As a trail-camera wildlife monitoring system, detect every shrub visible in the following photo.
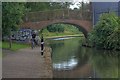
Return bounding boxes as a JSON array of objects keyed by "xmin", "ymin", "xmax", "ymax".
[
  {"xmin": 89, "ymin": 13, "xmax": 120, "ymax": 50},
  {"xmin": 47, "ymin": 24, "xmax": 64, "ymax": 32}
]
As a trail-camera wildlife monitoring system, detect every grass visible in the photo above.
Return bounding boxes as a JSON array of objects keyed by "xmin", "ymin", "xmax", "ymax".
[
  {"xmin": 40, "ymin": 27, "xmax": 84, "ymax": 38},
  {"xmin": 41, "ymin": 29, "xmax": 84, "ymax": 38},
  {"xmin": 1, "ymin": 41, "xmax": 30, "ymax": 51},
  {"xmin": 44, "ymin": 34, "xmax": 83, "ymax": 39},
  {"xmin": 0, "ymin": 41, "xmax": 2, "ymax": 48}
]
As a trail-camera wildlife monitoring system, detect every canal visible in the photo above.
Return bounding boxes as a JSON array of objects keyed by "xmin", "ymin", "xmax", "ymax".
[{"xmin": 46, "ymin": 37, "xmax": 119, "ymax": 78}]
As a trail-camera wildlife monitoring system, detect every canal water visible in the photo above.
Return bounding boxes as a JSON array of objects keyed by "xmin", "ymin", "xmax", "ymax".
[{"xmin": 46, "ymin": 37, "xmax": 119, "ymax": 78}]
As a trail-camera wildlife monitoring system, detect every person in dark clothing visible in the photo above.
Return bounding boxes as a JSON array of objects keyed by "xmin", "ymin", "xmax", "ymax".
[
  {"xmin": 41, "ymin": 34, "xmax": 44, "ymax": 56},
  {"xmin": 31, "ymin": 31, "xmax": 37, "ymax": 49},
  {"xmin": 32, "ymin": 33, "xmax": 37, "ymax": 44},
  {"xmin": 32, "ymin": 33, "xmax": 36, "ymax": 39}
]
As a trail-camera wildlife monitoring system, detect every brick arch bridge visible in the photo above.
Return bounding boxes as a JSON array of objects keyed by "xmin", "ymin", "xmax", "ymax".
[{"xmin": 21, "ymin": 9, "xmax": 93, "ymax": 37}]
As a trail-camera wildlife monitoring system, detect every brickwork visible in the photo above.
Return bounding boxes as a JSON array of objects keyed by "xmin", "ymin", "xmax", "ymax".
[{"xmin": 21, "ymin": 9, "xmax": 92, "ymax": 37}]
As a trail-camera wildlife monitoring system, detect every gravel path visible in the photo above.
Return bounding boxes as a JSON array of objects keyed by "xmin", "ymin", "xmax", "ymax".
[{"xmin": 2, "ymin": 47, "xmax": 52, "ymax": 78}]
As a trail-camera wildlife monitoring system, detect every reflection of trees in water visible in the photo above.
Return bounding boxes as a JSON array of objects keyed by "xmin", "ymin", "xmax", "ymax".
[
  {"xmin": 47, "ymin": 37, "xmax": 119, "ymax": 78},
  {"xmin": 74, "ymin": 46, "xmax": 90, "ymax": 68},
  {"xmin": 90, "ymin": 50, "xmax": 119, "ymax": 78},
  {"xmin": 74, "ymin": 46, "xmax": 119, "ymax": 78},
  {"xmin": 45, "ymin": 39, "xmax": 64, "ymax": 53},
  {"xmin": 50, "ymin": 42, "xmax": 64, "ymax": 50},
  {"xmin": 49, "ymin": 41, "xmax": 65, "ymax": 62},
  {"xmin": 48, "ymin": 38, "xmax": 92, "ymax": 70},
  {"xmin": 48, "ymin": 37, "xmax": 82, "ymax": 63}
]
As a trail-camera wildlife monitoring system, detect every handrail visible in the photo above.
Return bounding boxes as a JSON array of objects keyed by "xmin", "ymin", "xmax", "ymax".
[{"xmin": 24, "ymin": 9, "xmax": 92, "ymax": 22}]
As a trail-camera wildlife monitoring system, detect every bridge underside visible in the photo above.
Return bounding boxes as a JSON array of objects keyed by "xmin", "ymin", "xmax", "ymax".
[{"xmin": 21, "ymin": 19, "xmax": 92, "ymax": 38}]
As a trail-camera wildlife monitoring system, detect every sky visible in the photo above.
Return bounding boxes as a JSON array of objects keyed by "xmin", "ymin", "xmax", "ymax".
[
  {"xmin": 1, "ymin": 0, "xmax": 119, "ymax": 2},
  {"xmin": 69, "ymin": 0, "xmax": 120, "ymax": 9},
  {"xmin": 69, "ymin": 0, "xmax": 89, "ymax": 9}
]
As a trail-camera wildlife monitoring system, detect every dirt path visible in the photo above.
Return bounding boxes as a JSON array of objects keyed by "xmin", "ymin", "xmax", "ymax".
[{"xmin": 2, "ymin": 47, "xmax": 52, "ymax": 78}]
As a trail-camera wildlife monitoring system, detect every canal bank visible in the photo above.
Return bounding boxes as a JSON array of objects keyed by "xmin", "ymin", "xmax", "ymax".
[
  {"xmin": 44, "ymin": 34, "xmax": 83, "ymax": 39},
  {"xmin": 43, "ymin": 47, "xmax": 53, "ymax": 78}
]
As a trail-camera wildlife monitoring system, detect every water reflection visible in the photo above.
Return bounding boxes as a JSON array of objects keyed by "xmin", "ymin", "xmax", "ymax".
[
  {"xmin": 52, "ymin": 37, "xmax": 74, "ymax": 40},
  {"xmin": 46, "ymin": 37, "xmax": 119, "ymax": 78},
  {"xmin": 53, "ymin": 58, "xmax": 78, "ymax": 70},
  {"xmin": 90, "ymin": 50, "xmax": 119, "ymax": 78}
]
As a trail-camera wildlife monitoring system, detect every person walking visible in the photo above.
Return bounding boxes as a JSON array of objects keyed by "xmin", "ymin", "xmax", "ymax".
[
  {"xmin": 41, "ymin": 34, "xmax": 44, "ymax": 56},
  {"xmin": 31, "ymin": 31, "xmax": 37, "ymax": 49}
]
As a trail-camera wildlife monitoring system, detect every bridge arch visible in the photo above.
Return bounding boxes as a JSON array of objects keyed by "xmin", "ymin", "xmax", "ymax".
[
  {"xmin": 21, "ymin": 19, "xmax": 92, "ymax": 38},
  {"xmin": 42, "ymin": 22, "xmax": 88, "ymax": 38},
  {"xmin": 21, "ymin": 9, "xmax": 92, "ymax": 38}
]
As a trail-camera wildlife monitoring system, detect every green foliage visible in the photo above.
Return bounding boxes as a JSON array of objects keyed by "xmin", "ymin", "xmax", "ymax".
[
  {"xmin": 2, "ymin": 41, "xmax": 29, "ymax": 51},
  {"xmin": 2, "ymin": 2, "xmax": 26, "ymax": 37},
  {"xmin": 25, "ymin": 2, "xmax": 72, "ymax": 12},
  {"xmin": 80, "ymin": 2, "xmax": 90, "ymax": 11},
  {"xmin": 47, "ymin": 24, "xmax": 64, "ymax": 32},
  {"xmin": 25, "ymin": 2, "xmax": 50, "ymax": 12},
  {"xmin": 89, "ymin": 13, "xmax": 120, "ymax": 50},
  {"xmin": 64, "ymin": 24, "xmax": 81, "ymax": 34},
  {"xmin": 47, "ymin": 24, "xmax": 82, "ymax": 34},
  {"xmin": 41, "ymin": 24, "xmax": 83, "ymax": 38}
]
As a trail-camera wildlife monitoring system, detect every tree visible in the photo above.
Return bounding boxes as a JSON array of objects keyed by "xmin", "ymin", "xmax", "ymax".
[
  {"xmin": 25, "ymin": 2, "xmax": 72, "ymax": 12},
  {"xmin": 2, "ymin": 2, "xmax": 26, "ymax": 48},
  {"xmin": 47, "ymin": 24, "xmax": 64, "ymax": 33},
  {"xmin": 25, "ymin": 2, "xmax": 50, "ymax": 12},
  {"xmin": 2, "ymin": 2, "xmax": 26, "ymax": 37},
  {"xmin": 89, "ymin": 13, "xmax": 120, "ymax": 50}
]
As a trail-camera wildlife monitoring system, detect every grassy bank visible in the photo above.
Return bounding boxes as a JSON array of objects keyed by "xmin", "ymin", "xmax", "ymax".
[
  {"xmin": 40, "ymin": 24, "xmax": 84, "ymax": 39},
  {"xmin": 44, "ymin": 34, "xmax": 83, "ymax": 39},
  {"xmin": 1, "ymin": 41, "xmax": 30, "ymax": 51},
  {"xmin": 41, "ymin": 28, "xmax": 84, "ymax": 39}
]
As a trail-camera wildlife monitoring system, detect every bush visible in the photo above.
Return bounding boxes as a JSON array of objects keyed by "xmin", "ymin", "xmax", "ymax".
[
  {"xmin": 89, "ymin": 13, "xmax": 120, "ymax": 50},
  {"xmin": 47, "ymin": 24, "xmax": 64, "ymax": 32}
]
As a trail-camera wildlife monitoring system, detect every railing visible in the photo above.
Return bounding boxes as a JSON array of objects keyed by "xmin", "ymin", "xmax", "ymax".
[{"xmin": 24, "ymin": 9, "xmax": 92, "ymax": 22}]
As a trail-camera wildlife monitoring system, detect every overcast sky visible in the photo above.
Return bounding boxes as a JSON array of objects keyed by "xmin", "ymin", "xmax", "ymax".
[
  {"xmin": 1, "ymin": 0, "xmax": 119, "ymax": 2},
  {"xmin": 69, "ymin": 0, "xmax": 89, "ymax": 9}
]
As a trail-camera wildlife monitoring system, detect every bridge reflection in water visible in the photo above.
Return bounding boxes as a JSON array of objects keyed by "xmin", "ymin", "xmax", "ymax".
[{"xmin": 46, "ymin": 37, "xmax": 119, "ymax": 78}]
